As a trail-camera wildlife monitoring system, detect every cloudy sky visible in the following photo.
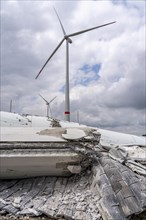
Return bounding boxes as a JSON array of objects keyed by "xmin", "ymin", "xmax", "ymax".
[{"xmin": 1, "ymin": 0, "xmax": 145, "ymax": 135}]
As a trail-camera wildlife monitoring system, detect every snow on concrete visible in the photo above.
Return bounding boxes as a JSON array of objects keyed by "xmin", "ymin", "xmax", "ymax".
[
  {"xmin": 1, "ymin": 127, "xmax": 66, "ymax": 142},
  {"xmin": 62, "ymin": 128, "xmax": 87, "ymax": 140}
]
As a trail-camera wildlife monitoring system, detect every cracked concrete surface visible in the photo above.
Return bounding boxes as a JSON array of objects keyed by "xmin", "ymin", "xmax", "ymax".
[{"xmin": 0, "ymin": 127, "xmax": 146, "ymax": 220}]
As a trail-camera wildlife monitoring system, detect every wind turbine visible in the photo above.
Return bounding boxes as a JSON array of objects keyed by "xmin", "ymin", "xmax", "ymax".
[
  {"xmin": 39, "ymin": 94, "xmax": 57, "ymax": 118},
  {"xmin": 10, "ymin": 100, "xmax": 12, "ymax": 112},
  {"xmin": 36, "ymin": 8, "xmax": 116, "ymax": 121}
]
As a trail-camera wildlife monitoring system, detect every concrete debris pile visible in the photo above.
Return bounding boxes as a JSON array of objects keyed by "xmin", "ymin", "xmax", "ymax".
[
  {"xmin": 0, "ymin": 127, "xmax": 146, "ymax": 220},
  {"xmin": 92, "ymin": 155, "xmax": 146, "ymax": 220},
  {"xmin": 0, "ymin": 173, "xmax": 101, "ymax": 220},
  {"xmin": 0, "ymin": 157, "xmax": 146, "ymax": 220}
]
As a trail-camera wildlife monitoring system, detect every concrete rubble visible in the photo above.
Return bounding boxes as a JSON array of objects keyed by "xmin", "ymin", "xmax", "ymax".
[
  {"xmin": 0, "ymin": 158, "xmax": 146, "ymax": 220},
  {"xmin": 0, "ymin": 126, "xmax": 146, "ymax": 220}
]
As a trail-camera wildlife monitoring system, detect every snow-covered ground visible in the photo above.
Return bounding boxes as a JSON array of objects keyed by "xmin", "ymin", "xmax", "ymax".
[
  {"xmin": 0, "ymin": 111, "xmax": 83, "ymax": 127},
  {"xmin": 0, "ymin": 111, "xmax": 52, "ymax": 127},
  {"xmin": 0, "ymin": 111, "xmax": 146, "ymax": 146}
]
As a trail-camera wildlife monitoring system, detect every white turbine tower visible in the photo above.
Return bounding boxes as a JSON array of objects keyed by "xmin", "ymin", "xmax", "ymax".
[
  {"xmin": 10, "ymin": 100, "xmax": 12, "ymax": 113},
  {"xmin": 36, "ymin": 8, "xmax": 116, "ymax": 121},
  {"xmin": 39, "ymin": 94, "xmax": 57, "ymax": 118}
]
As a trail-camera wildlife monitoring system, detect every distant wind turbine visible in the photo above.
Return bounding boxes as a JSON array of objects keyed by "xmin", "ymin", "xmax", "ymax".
[
  {"xmin": 10, "ymin": 100, "xmax": 12, "ymax": 112},
  {"xmin": 39, "ymin": 94, "xmax": 57, "ymax": 118},
  {"xmin": 36, "ymin": 8, "xmax": 116, "ymax": 121}
]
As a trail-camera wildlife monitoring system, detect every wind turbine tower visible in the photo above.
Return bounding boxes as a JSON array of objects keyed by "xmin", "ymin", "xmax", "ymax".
[
  {"xmin": 39, "ymin": 94, "xmax": 57, "ymax": 118},
  {"xmin": 36, "ymin": 8, "xmax": 116, "ymax": 121},
  {"xmin": 10, "ymin": 100, "xmax": 12, "ymax": 113}
]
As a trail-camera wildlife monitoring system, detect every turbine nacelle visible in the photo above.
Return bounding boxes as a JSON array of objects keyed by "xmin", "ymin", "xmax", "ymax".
[{"xmin": 65, "ymin": 36, "xmax": 72, "ymax": 44}]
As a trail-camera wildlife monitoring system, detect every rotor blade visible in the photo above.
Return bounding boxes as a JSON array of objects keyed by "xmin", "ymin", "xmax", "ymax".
[
  {"xmin": 39, "ymin": 94, "xmax": 49, "ymax": 104},
  {"xmin": 48, "ymin": 96, "xmax": 57, "ymax": 104},
  {"xmin": 35, "ymin": 38, "xmax": 65, "ymax": 79},
  {"xmin": 67, "ymin": 21, "xmax": 116, "ymax": 38},
  {"xmin": 54, "ymin": 7, "xmax": 66, "ymax": 36}
]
